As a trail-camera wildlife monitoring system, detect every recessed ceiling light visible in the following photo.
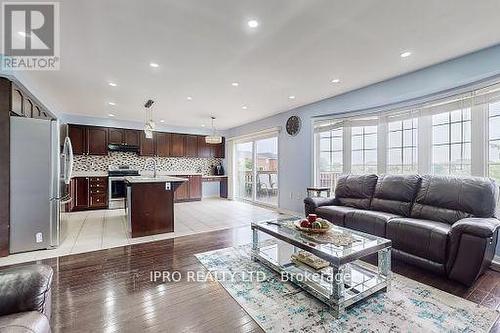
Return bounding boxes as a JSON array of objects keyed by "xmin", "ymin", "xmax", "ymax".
[
  {"xmin": 149, "ymin": 62, "xmax": 160, "ymax": 68},
  {"xmin": 231, "ymin": 82, "xmax": 239, "ymax": 87},
  {"xmin": 242, "ymin": 106, "xmax": 248, "ymax": 110},
  {"xmin": 400, "ymin": 51, "xmax": 412, "ymax": 58},
  {"xmin": 108, "ymin": 82, "xmax": 117, "ymax": 87},
  {"xmin": 288, "ymin": 95, "xmax": 296, "ymax": 100},
  {"xmin": 187, "ymin": 96, "xmax": 193, "ymax": 101},
  {"xmin": 331, "ymin": 78, "xmax": 341, "ymax": 83},
  {"xmin": 201, "ymin": 124, "xmax": 206, "ymax": 127},
  {"xmin": 108, "ymin": 113, "xmax": 115, "ymax": 117},
  {"xmin": 160, "ymin": 119, "xmax": 165, "ymax": 123},
  {"xmin": 108, "ymin": 102, "xmax": 116, "ymax": 106},
  {"xmin": 247, "ymin": 20, "xmax": 259, "ymax": 28}
]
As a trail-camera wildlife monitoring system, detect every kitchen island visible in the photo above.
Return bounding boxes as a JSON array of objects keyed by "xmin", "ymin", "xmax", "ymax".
[{"xmin": 125, "ymin": 176, "xmax": 187, "ymax": 238}]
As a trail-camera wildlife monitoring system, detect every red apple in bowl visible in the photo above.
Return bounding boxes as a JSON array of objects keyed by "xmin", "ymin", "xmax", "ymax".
[
  {"xmin": 307, "ymin": 214, "xmax": 317, "ymax": 223},
  {"xmin": 300, "ymin": 219, "xmax": 311, "ymax": 228}
]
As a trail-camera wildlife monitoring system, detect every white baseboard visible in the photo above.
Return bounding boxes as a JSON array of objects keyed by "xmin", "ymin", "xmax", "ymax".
[
  {"xmin": 491, "ymin": 255, "xmax": 500, "ymax": 272},
  {"xmin": 276, "ymin": 207, "xmax": 303, "ymax": 217}
]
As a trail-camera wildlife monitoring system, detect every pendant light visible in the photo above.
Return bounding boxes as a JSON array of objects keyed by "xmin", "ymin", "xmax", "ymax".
[
  {"xmin": 144, "ymin": 99, "xmax": 155, "ymax": 139},
  {"xmin": 205, "ymin": 116, "xmax": 222, "ymax": 144}
]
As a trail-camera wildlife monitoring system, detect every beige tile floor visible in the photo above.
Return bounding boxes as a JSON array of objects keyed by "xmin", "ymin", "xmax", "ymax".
[{"xmin": 0, "ymin": 198, "xmax": 289, "ymax": 267}]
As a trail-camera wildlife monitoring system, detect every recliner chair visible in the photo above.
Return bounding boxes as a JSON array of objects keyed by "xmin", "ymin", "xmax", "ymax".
[
  {"xmin": 304, "ymin": 174, "xmax": 500, "ymax": 286},
  {"xmin": 0, "ymin": 264, "xmax": 53, "ymax": 333}
]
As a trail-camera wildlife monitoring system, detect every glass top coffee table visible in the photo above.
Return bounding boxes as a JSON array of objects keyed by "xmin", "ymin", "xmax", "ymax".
[{"xmin": 251, "ymin": 217, "xmax": 392, "ymax": 317}]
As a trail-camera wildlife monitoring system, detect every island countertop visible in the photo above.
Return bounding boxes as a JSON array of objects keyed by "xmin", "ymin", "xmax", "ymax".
[{"xmin": 124, "ymin": 175, "xmax": 188, "ymax": 184}]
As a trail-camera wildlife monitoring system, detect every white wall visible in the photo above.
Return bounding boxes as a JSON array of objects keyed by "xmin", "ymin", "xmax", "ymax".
[{"xmin": 226, "ymin": 44, "xmax": 500, "ymax": 213}]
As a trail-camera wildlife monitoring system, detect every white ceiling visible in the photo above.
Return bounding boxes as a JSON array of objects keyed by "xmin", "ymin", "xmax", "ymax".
[{"xmin": 13, "ymin": 0, "xmax": 500, "ymax": 129}]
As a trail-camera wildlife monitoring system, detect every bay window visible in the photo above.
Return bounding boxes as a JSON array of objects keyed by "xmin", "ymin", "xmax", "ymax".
[{"xmin": 313, "ymin": 81, "xmax": 500, "ymax": 186}]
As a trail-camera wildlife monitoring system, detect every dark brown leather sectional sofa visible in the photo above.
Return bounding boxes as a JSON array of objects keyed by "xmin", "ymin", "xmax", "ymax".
[
  {"xmin": 304, "ymin": 174, "xmax": 500, "ymax": 286},
  {"xmin": 0, "ymin": 265, "xmax": 53, "ymax": 333}
]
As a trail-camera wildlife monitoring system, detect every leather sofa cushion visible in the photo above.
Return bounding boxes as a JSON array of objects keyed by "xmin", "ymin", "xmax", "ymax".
[
  {"xmin": 0, "ymin": 311, "xmax": 50, "ymax": 333},
  {"xmin": 316, "ymin": 206, "xmax": 361, "ymax": 227},
  {"xmin": 335, "ymin": 174, "xmax": 378, "ymax": 209},
  {"xmin": 410, "ymin": 175, "xmax": 498, "ymax": 224},
  {"xmin": 345, "ymin": 210, "xmax": 400, "ymax": 237},
  {"xmin": 387, "ymin": 218, "xmax": 451, "ymax": 264},
  {"xmin": 370, "ymin": 174, "xmax": 421, "ymax": 216}
]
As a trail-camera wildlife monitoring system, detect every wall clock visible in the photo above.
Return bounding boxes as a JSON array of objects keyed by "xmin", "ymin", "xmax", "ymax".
[{"xmin": 286, "ymin": 115, "xmax": 301, "ymax": 136}]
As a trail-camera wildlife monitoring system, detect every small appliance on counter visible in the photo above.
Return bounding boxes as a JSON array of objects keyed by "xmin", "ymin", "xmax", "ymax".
[
  {"xmin": 108, "ymin": 165, "xmax": 140, "ymax": 209},
  {"xmin": 213, "ymin": 163, "xmax": 224, "ymax": 176}
]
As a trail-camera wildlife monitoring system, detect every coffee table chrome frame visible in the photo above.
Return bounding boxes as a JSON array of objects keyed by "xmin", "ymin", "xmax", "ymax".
[{"xmin": 251, "ymin": 222, "xmax": 392, "ymax": 318}]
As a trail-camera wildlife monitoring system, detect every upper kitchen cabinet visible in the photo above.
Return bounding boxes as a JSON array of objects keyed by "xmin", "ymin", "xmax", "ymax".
[
  {"xmin": 87, "ymin": 127, "xmax": 108, "ymax": 155},
  {"xmin": 155, "ymin": 132, "xmax": 171, "ymax": 157},
  {"xmin": 139, "ymin": 131, "xmax": 156, "ymax": 156},
  {"xmin": 108, "ymin": 128, "xmax": 125, "ymax": 145},
  {"xmin": 170, "ymin": 134, "xmax": 185, "ymax": 157},
  {"xmin": 109, "ymin": 128, "xmax": 140, "ymax": 146},
  {"xmin": 124, "ymin": 130, "xmax": 140, "ymax": 146},
  {"xmin": 185, "ymin": 135, "xmax": 198, "ymax": 157},
  {"xmin": 68, "ymin": 125, "xmax": 86, "ymax": 155},
  {"xmin": 68, "ymin": 125, "xmax": 108, "ymax": 155},
  {"xmin": 214, "ymin": 138, "xmax": 225, "ymax": 158},
  {"xmin": 197, "ymin": 136, "xmax": 212, "ymax": 158}
]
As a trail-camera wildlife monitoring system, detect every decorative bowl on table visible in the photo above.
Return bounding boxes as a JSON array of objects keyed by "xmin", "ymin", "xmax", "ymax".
[{"xmin": 294, "ymin": 216, "xmax": 331, "ymax": 234}]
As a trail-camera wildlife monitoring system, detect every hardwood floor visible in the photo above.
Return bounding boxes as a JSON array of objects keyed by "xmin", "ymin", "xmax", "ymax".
[{"xmin": 4, "ymin": 226, "xmax": 500, "ymax": 332}]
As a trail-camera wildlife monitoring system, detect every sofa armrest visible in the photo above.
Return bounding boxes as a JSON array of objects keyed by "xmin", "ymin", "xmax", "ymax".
[
  {"xmin": 304, "ymin": 197, "xmax": 337, "ymax": 216},
  {"xmin": 446, "ymin": 218, "xmax": 500, "ymax": 286},
  {"xmin": 0, "ymin": 264, "xmax": 53, "ymax": 319},
  {"xmin": 450, "ymin": 218, "xmax": 500, "ymax": 238}
]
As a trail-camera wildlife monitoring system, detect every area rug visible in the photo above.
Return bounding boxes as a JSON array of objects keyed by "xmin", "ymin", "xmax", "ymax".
[{"xmin": 195, "ymin": 245, "xmax": 499, "ymax": 332}]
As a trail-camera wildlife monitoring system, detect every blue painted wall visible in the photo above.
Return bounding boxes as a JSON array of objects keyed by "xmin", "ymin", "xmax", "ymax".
[{"xmin": 227, "ymin": 44, "xmax": 500, "ymax": 215}]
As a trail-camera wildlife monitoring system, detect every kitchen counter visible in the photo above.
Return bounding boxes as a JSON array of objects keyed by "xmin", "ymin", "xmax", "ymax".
[
  {"xmin": 202, "ymin": 175, "xmax": 227, "ymax": 178},
  {"xmin": 72, "ymin": 171, "xmax": 108, "ymax": 178},
  {"xmin": 125, "ymin": 176, "xmax": 187, "ymax": 238},
  {"xmin": 140, "ymin": 171, "xmax": 203, "ymax": 177},
  {"xmin": 124, "ymin": 175, "xmax": 188, "ymax": 184}
]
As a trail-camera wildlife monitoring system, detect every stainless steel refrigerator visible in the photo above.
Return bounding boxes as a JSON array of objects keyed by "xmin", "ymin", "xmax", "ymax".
[{"xmin": 10, "ymin": 117, "xmax": 74, "ymax": 253}]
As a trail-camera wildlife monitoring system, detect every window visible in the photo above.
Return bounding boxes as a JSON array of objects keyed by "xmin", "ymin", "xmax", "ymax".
[
  {"xmin": 312, "ymin": 81, "xmax": 500, "ymax": 185},
  {"xmin": 351, "ymin": 125, "xmax": 377, "ymax": 174},
  {"xmin": 387, "ymin": 116, "xmax": 418, "ymax": 174},
  {"xmin": 431, "ymin": 108, "xmax": 471, "ymax": 175},
  {"xmin": 316, "ymin": 127, "xmax": 343, "ymax": 190},
  {"xmin": 489, "ymin": 101, "xmax": 500, "ymax": 182}
]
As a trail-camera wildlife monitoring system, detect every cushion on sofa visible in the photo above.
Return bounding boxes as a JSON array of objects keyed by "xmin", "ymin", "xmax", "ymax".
[
  {"xmin": 344, "ymin": 210, "xmax": 400, "ymax": 237},
  {"xmin": 410, "ymin": 175, "xmax": 498, "ymax": 224},
  {"xmin": 0, "ymin": 311, "xmax": 50, "ymax": 333},
  {"xmin": 315, "ymin": 206, "xmax": 361, "ymax": 227},
  {"xmin": 334, "ymin": 174, "xmax": 378, "ymax": 209},
  {"xmin": 386, "ymin": 217, "xmax": 451, "ymax": 264},
  {"xmin": 370, "ymin": 174, "xmax": 421, "ymax": 216}
]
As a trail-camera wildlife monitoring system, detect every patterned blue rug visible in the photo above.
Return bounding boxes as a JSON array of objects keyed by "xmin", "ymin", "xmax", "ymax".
[{"xmin": 195, "ymin": 245, "xmax": 499, "ymax": 332}]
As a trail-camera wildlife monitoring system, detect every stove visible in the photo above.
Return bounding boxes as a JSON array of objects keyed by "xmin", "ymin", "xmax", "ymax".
[{"xmin": 108, "ymin": 166, "xmax": 139, "ymax": 209}]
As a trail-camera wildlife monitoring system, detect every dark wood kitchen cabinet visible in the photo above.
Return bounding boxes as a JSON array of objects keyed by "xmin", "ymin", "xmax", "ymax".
[
  {"xmin": 185, "ymin": 135, "xmax": 198, "ymax": 157},
  {"xmin": 68, "ymin": 123, "xmax": 224, "ymax": 158},
  {"xmin": 155, "ymin": 132, "xmax": 171, "ymax": 157},
  {"xmin": 174, "ymin": 175, "xmax": 202, "ymax": 202},
  {"xmin": 108, "ymin": 128, "xmax": 125, "ymax": 144},
  {"xmin": 87, "ymin": 127, "xmax": 108, "ymax": 155},
  {"xmin": 170, "ymin": 134, "xmax": 185, "ymax": 157},
  {"xmin": 68, "ymin": 125, "xmax": 86, "ymax": 155},
  {"xmin": 68, "ymin": 125, "xmax": 108, "ymax": 155},
  {"xmin": 109, "ymin": 128, "xmax": 140, "ymax": 146},
  {"xmin": 197, "ymin": 136, "xmax": 211, "ymax": 158},
  {"xmin": 139, "ymin": 131, "xmax": 156, "ymax": 156},
  {"xmin": 69, "ymin": 176, "xmax": 108, "ymax": 211}
]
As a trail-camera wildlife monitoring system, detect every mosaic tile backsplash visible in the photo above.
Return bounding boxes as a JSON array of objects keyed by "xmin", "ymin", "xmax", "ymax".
[{"xmin": 73, "ymin": 152, "xmax": 223, "ymax": 176}]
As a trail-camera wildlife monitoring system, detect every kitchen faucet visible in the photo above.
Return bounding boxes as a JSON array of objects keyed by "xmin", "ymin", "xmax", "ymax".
[{"xmin": 144, "ymin": 157, "xmax": 157, "ymax": 178}]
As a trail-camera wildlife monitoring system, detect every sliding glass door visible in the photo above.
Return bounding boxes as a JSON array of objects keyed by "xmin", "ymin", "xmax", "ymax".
[
  {"xmin": 236, "ymin": 142, "xmax": 253, "ymax": 201},
  {"xmin": 235, "ymin": 136, "xmax": 278, "ymax": 207}
]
